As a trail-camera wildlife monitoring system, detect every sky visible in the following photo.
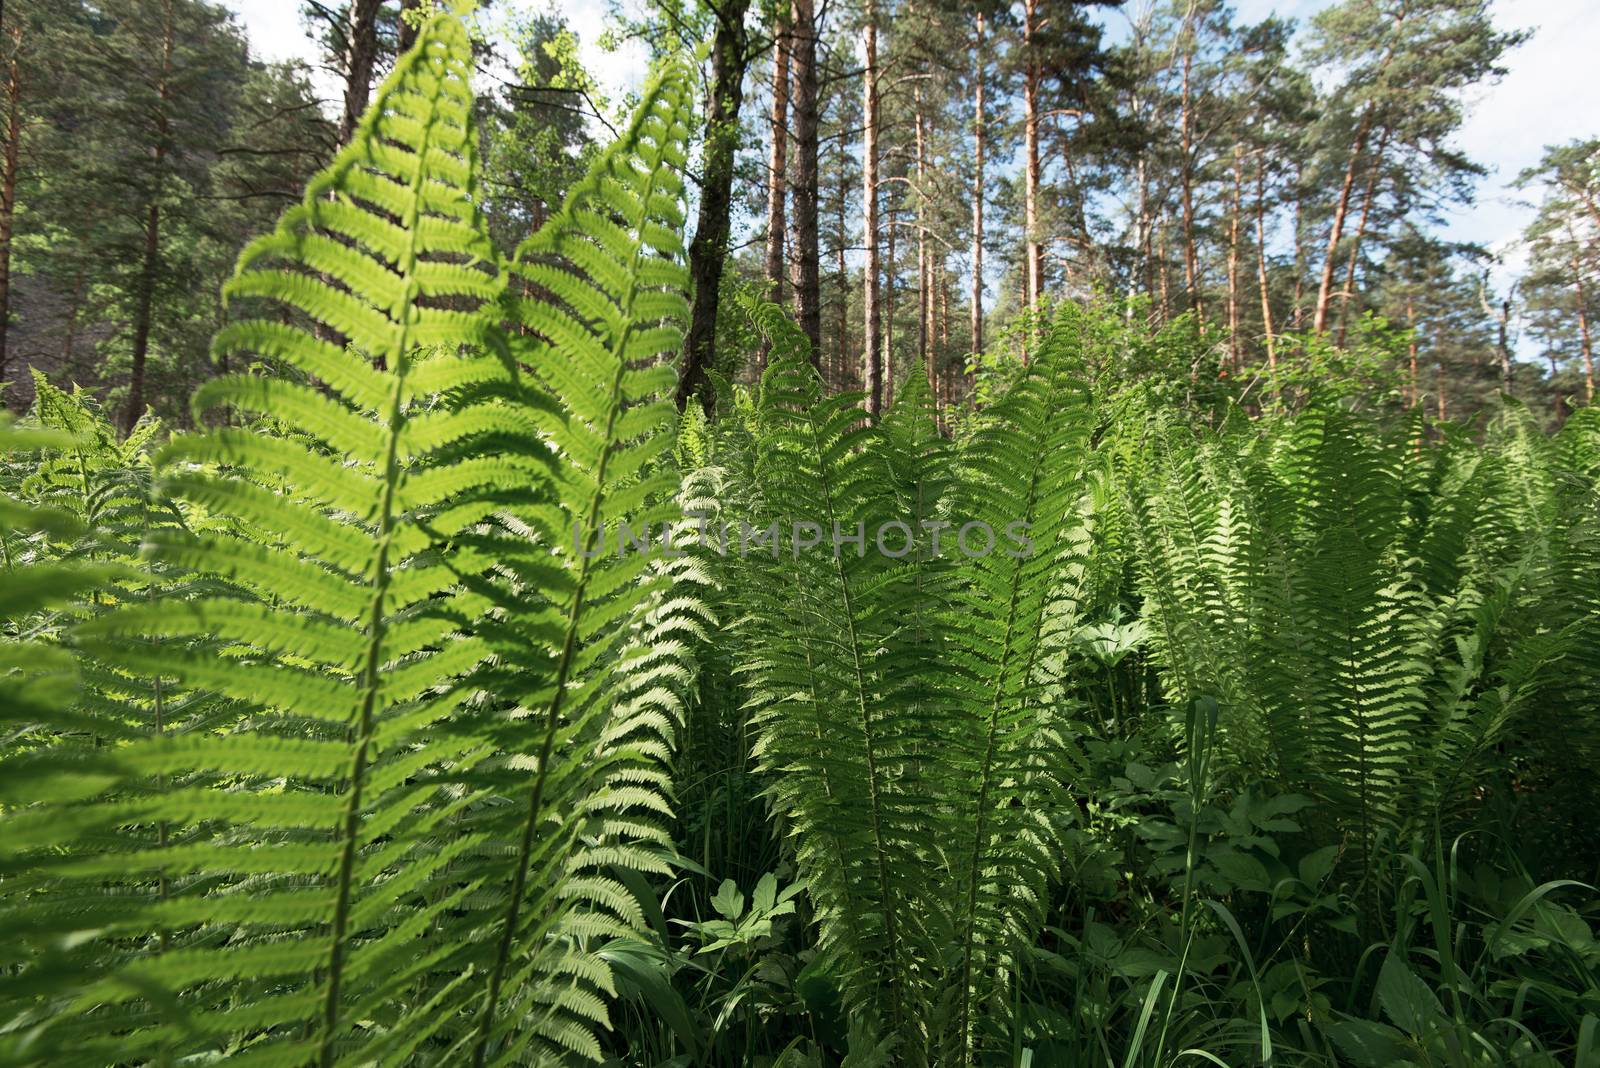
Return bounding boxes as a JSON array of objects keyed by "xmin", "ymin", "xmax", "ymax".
[
  {"xmin": 1226, "ymin": 0, "xmax": 1600, "ymax": 293},
  {"xmin": 224, "ymin": 0, "xmax": 1600, "ymax": 300}
]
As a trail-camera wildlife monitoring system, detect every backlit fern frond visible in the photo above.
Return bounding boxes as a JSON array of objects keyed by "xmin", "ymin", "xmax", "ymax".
[
  {"xmin": 734, "ymin": 302, "xmax": 944, "ymax": 1062},
  {"xmin": 0, "ymin": 423, "xmax": 118, "ymax": 726},
  {"xmin": 451, "ymin": 54, "xmax": 701, "ymax": 1067},
  {"xmin": 0, "ymin": 15, "xmax": 545, "ymax": 1066},
  {"xmin": 938, "ymin": 306, "xmax": 1096, "ymax": 1065}
]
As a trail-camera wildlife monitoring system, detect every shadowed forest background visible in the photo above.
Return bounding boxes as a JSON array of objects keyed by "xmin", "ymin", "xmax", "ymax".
[{"xmin": 2, "ymin": 0, "xmax": 1596, "ymax": 427}]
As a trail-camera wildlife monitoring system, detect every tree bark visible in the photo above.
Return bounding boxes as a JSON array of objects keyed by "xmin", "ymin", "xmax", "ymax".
[
  {"xmin": 836, "ymin": 175, "xmax": 848, "ymax": 389},
  {"xmin": 1179, "ymin": 6, "xmax": 1203, "ymax": 323},
  {"xmin": 788, "ymin": 0, "xmax": 821, "ymax": 366},
  {"xmin": 1226, "ymin": 144, "xmax": 1242, "ymax": 370},
  {"xmin": 1022, "ymin": 0, "xmax": 1042, "ymax": 313},
  {"xmin": 862, "ymin": 1, "xmax": 882, "ymax": 417},
  {"xmin": 123, "ymin": 0, "xmax": 175, "ymax": 436},
  {"xmin": 1575, "ymin": 248, "xmax": 1595, "ymax": 405},
  {"xmin": 677, "ymin": 0, "xmax": 751, "ymax": 414},
  {"xmin": 0, "ymin": 21, "xmax": 21, "ymax": 388},
  {"xmin": 886, "ymin": 198, "xmax": 897, "ymax": 401},
  {"xmin": 337, "ymin": 0, "xmax": 384, "ymax": 147},
  {"xmin": 759, "ymin": 6, "xmax": 790, "ymax": 372},
  {"xmin": 1406, "ymin": 296, "xmax": 1418, "ymax": 408},
  {"xmin": 969, "ymin": 13, "xmax": 985, "ymax": 362},
  {"xmin": 1334, "ymin": 129, "xmax": 1390, "ymax": 346},
  {"xmin": 1254, "ymin": 154, "xmax": 1276, "ymax": 379},
  {"xmin": 1312, "ymin": 105, "xmax": 1375, "ymax": 335},
  {"xmin": 397, "ymin": 0, "xmax": 422, "ymax": 55},
  {"xmin": 914, "ymin": 82, "xmax": 929, "ymax": 386}
]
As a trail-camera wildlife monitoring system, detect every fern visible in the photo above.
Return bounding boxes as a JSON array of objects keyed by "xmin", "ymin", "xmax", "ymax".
[
  {"xmin": 715, "ymin": 302, "xmax": 1098, "ymax": 1065},
  {"xmin": 457, "ymin": 55, "xmax": 699, "ymax": 1066},
  {"xmin": 938, "ymin": 307, "xmax": 1095, "ymax": 1065},
  {"xmin": 736, "ymin": 304, "xmax": 941, "ymax": 1057},
  {"xmin": 0, "ymin": 422, "xmax": 118, "ymax": 726},
  {"xmin": 0, "ymin": 14, "xmax": 702, "ymax": 1066}
]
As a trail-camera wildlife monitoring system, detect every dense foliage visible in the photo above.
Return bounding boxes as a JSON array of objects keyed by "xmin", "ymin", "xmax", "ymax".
[{"xmin": 2, "ymin": 9, "xmax": 1598, "ymax": 1068}]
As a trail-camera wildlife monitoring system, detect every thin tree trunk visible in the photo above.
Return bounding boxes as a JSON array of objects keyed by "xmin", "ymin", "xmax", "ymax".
[
  {"xmin": 1573, "ymin": 245, "xmax": 1594, "ymax": 405},
  {"xmin": 885, "ymin": 199, "xmax": 897, "ymax": 400},
  {"xmin": 123, "ymin": 0, "xmax": 175, "ymax": 436},
  {"xmin": 1254, "ymin": 154, "xmax": 1276, "ymax": 378},
  {"xmin": 862, "ymin": 1, "xmax": 882, "ymax": 416},
  {"xmin": 1478, "ymin": 274, "xmax": 1514, "ymax": 395},
  {"xmin": 0, "ymin": 21, "xmax": 21, "ymax": 387},
  {"xmin": 1334, "ymin": 130, "xmax": 1389, "ymax": 346},
  {"xmin": 1157, "ymin": 214, "xmax": 1172, "ymax": 323},
  {"xmin": 1437, "ymin": 358, "xmax": 1447, "ymax": 421},
  {"xmin": 677, "ymin": 0, "xmax": 751, "ymax": 413},
  {"xmin": 969, "ymin": 13, "xmax": 985, "ymax": 361},
  {"xmin": 1291, "ymin": 161, "xmax": 1306, "ymax": 329},
  {"xmin": 337, "ymin": 0, "xmax": 384, "ymax": 146},
  {"xmin": 1022, "ymin": 0, "xmax": 1042, "ymax": 313},
  {"xmin": 397, "ymin": 0, "xmax": 422, "ymax": 54},
  {"xmin": 1313, "ymin": 11, "xmax": 1402, "ymax": 334},
  {"xmin": 62, "ymin": 269, "xmax": 84, "ymax": 366},
  {"xmin": 836, "ymin": 176, "xmax": 848, "ymax": 389},
  {"xmin": 789, "ymin": 0, "xmax": 821, "ymax": 366},
  {"xmin": 1179, "ymin": 7, "xmax": 1203, "ymax": 322},
  {"xmin": 1226, "ymin": 144, "xmax": 1242, "ymax": 370},
  {"xmin": 1312, "ymin": 107, "xmax": 1375, "ymax": 334},
  {"xmin": 1137, "ymin": 159, "xmax": 1152, "ymax": 304},
  {"xmin": 759, "ymin": 8, "xmax": 790, "ymax": 370},
  {"xmin": 914, "ymin": 82, "xmax": 930, "ymax": 388},
  {"xmin": 1406, "ymin": 296, "xmax": 1418, "ymax": 408}
]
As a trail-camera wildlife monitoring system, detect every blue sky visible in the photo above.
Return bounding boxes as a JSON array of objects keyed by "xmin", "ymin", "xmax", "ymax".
[{"xmin": 226, "ymin": 0, "xmax": 1599, "ymax": 306}]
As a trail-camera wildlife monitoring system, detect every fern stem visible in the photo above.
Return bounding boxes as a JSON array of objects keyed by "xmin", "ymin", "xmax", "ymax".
[
  {"xmin": 800, "ymin": 399, "xmax": 909, "ymax": 1039},
  {"xmin": 471, "ymin": 104, "xmax": 678, "ymax": 1066},
  {"xmin": 316, "ymin": 36, "xmax": 437, "ymax": 1064},
  {"xmin": 953, "ymin": 356, "xmax": 1069, "ymax": 1066},
  {"xmin": 317, "ymin": 369, "xmax": 406, "ymax": 1068}
]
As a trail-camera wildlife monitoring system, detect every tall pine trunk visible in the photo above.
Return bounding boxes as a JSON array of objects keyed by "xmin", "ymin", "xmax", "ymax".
[
  {"xmin": 836, "ymin": 177, "xmax": 848, "ymax": 389},
  {"xmin": 1254, "ymin": 155, "xmax": 1276, "ymax": 379},
  {"xmin": 1022, "ymin": 0, "xmax": 1042, "ymax": 314},
  {"xmin": 1575, "ymin": 247, "xmax": 1595, "ymax": 405},
  {"xmin": 969, "ymin": 13, "xmax": 985, "ymax": 362},
  {"xmin": 759, "ymin": 9, "xmax": 790, "ymax": 371},
  {"xmin": 1334, "ymin": 130, "xmax": 1389, "ymax": 347},
  {"xmin": 336, "ymin": 0, "xmax": 384, "ymax": 147},
  {"xmin": 788, "ymin": 0, "xmax": 821, "ymax": 366},
  {"xmin": 1312, "ymin": 106, "xmax": 1373, "ymax": 335},
  {"xmin": 123, "ymin": 0, "xmax": 175, "ymax": 436},
  {"xmin": 0, "ymin": 20, "xmax": 21, "ymax": 391},
  {"xmin": 1179, "ymin": 11, "xmax": 1203, "ymax": 323},
  {"xmin": 914, "ymin": 82, "xmax": 930, "ymax": 387},
  {"xmin": 1313, "ymin": 10, "xmax": 1404, "ymax": 334},
  {"xmin": 886, "ymin": 198, "xmax": 897, "ymax": 401},
  {"xmin": 1406, "ymin": 296, "xmax": 1418, "ymax": 408},
  {"xmin": 677, "ymin": 0, "xmax": 751, "ymax": 413},
  {"xmin": 1226, "ymin": 145, "xmax": 1242, "ymax": 370},
  {"xmin": 862, "ymin": 1, "xmax": 882, "ymax": 417}
]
